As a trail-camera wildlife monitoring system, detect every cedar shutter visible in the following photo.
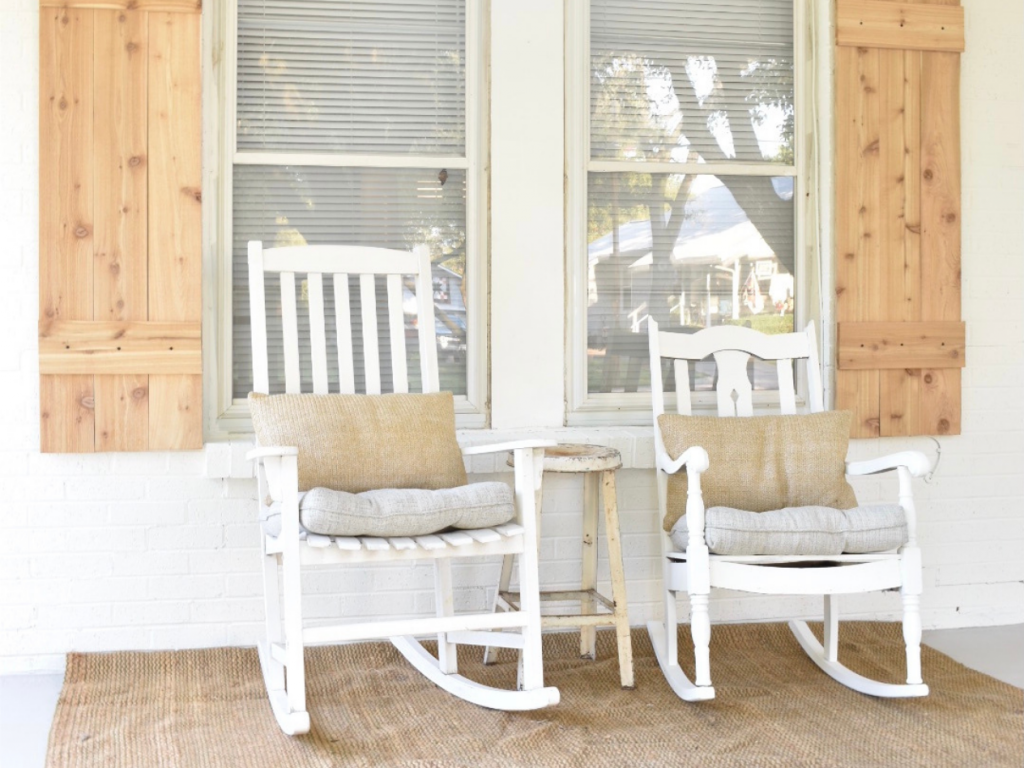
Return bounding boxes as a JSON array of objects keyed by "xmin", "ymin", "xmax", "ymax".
[
  {"xmin": 835, "ymin": 0, "xmax": 965, "ymax": 438},
  {"xmin": 39, "ymin": 0, "xmax": 202, "ymax": 452}
]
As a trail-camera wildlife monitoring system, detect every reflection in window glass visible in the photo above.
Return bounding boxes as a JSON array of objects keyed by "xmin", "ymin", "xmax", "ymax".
[
  {"xmin": 232, "ymin": 166, "xmax": 468, "ymax": 398},
  {"xmin": 586, "ymin": 173, "xmax": 794, "ymax": 394}
]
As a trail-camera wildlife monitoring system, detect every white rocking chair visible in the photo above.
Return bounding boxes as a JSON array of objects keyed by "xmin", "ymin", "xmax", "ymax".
[
  {"xmin": 247, "ymin": 242, "xmax": 559, "ymax": 735},
  {"xmin": 647, "ymin": 320, "xmax": 931, "ymax": 702}
]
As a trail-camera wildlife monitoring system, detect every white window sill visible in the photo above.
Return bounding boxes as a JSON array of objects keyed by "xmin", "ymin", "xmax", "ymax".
[{"xmin": 203, "ymin": 426, "xmax": 658, "ymax": 479}]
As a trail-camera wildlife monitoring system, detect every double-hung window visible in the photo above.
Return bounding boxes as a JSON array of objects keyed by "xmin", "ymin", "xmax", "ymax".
[
  {"xmin": 212, "ymin": 0, "xmax": 486, "ymax": 432},
  {"xmin": 567, "ymin": 0, "xmax": 808, "ymax": 423}
]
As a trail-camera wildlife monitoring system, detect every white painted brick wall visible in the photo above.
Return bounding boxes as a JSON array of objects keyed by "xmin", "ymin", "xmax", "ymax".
[{"xmin": 1, "ymin": 0, "xmax": 1022, "ymax": 674}]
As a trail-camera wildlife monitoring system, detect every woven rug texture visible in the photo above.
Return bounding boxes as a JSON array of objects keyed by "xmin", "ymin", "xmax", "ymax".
[{"xmin": 46, "ymin": 622, "xmax": 1024, "ymax": 767}]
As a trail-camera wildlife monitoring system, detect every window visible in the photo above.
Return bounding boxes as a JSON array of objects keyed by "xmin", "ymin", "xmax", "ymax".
[
  {"xmin": 567, "ymin": 0, "xmax": 810, "ymax": 423},
  {"xmin": 211, "ymin": 0, "xmax": 486, "ymax": 432}
]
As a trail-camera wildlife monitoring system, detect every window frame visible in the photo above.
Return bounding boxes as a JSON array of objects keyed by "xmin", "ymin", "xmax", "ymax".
[
  {"xmin": 203, "ymin": 0, "xmax": 489, "ymax": 438},
  {"xmin": 564, "ymin": 0, "xmax": 820, "ymax": 426}
]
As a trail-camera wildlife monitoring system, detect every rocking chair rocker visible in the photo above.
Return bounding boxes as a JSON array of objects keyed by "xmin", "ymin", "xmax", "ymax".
[
  {"xmin": 247, "ymin": 242, "xmax": 559, "ymax": 735},
  {"xmin": 647, "ymin": 319, "xmax": 931, "ymax": 702}
]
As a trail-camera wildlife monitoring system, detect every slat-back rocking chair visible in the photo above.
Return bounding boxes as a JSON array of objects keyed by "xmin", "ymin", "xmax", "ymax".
[
  {"xmin": 648, "ymin": 319, "xmax": 931, "ymax": 702},
  {"xmin": 247, "ymin": 242, "xmax": 559, "ymax": 735}
]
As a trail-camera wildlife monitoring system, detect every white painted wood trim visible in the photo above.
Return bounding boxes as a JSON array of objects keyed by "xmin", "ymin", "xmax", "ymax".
[
  {"xmin": 233, "ymin": 151, "xmax": 470, "ymax": 170},
  {"xmin": 846, "ymin": 451, "xmax": 932, "ymax": 478},
  {"xmin": 490, "ymin": 0, "xmax": 564, "ymax": 428},
  {"xmin": 587, "ymin": 160, "xmax": 798, "ymax": 176}
]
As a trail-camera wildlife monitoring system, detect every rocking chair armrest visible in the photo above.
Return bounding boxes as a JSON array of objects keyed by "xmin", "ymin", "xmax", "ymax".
[
  {"xmin": 846, "ymin": 451, "xmax": 931, "ymax": 478},
  {"xmin": 246, "ymin": 445, "xmax": 299, "ymax": 462},
  {"xmin": 657, "ymin": 446, "xmax": 710, "ymax": 476},
  {"xmin": 461, "ymin": 439, "xmax": 558, "ymax": 456}
]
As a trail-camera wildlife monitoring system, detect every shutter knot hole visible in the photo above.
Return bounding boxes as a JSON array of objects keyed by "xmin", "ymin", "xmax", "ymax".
[
  {"xmin": 74, "ymin": 225, "xmax": 89, "ymax": 239},
  {"xmin": 58, "ymin": 97, "xmax": 67, "ymax": 110},
  {"xmin": 128, "ymin": 155, "xmax": 143, "ymax": 167},
  {"xmin": 924, "ymin": 374, "xmax": 934, "ymax": 384},
  {"xmin": 132, "ymin": 388, "xmax": 146, "ymax": 401},
  {"xmin": 923, "ymin": 169, "xmax": 934, "ymax": 181},
  {"xmin": 945, "ymin": 213, "xmax": 957, "ymax": 223},
  {"xmin": 938, "ymin": 418, "xmax": 950, "ymax": 433}
]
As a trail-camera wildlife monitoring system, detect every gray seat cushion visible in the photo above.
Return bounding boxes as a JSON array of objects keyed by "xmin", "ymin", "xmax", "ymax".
[
  {"xmin": 262, "ymin": 482, "xmax": 516, "ymax": 538},
  {"xmin": 670, "ymin": 504, "xmax": 908, "ymax": 556}
]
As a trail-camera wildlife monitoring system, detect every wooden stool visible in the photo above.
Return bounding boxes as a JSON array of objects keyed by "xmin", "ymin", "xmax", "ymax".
[{"xmin": 485, "ymin": 444, "xmax": 634, "ymax": 688}]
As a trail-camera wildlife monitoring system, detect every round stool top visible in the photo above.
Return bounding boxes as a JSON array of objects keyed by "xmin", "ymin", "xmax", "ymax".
[{"xmin": 506, "ymin": 443, "xmax": 622, "ymax": 473}]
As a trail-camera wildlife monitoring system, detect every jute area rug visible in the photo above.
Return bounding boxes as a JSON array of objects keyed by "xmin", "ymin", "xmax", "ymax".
[{"xmin": 46, "ymin": 623, "xmax": 1023, "ymax": 767}]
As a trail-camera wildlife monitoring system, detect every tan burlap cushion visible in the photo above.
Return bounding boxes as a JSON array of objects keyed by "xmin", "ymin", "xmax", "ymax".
[
  {"xmin": 658, "ymin": 411, "xmax": 858, "ymax": 532},
  {"xmin": 249, "ymin": 392, "xmax": 467, "ymax": 493}
]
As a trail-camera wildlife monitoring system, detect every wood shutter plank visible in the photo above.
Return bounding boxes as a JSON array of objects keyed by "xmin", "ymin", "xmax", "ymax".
[
  {"xmin": 836, "ymin": 44, "xmax": 882, "ymax": 437},
  {"xmin": 147, "ymin": 10, "xmax": 202, "ymax": 450},
  {"xmin": 40, "ymin": 0, "xmax": 202, "ymax": 11},
  {"xmin": 94, "ymin": 9, "xmax": 150, "ymax": 450},
  {"xmin": 40, "ymin": 8, "xmax": 96, "ymax": 453},
  {"xmin": 95, "ymin": 374, "xmax": 149, "ymax": 451},
  {"xmin": 836, "ymin": 0, "xmax": 964, "ymax": 53},
  {"xmin": 41, "ymin": 375, "xmax": 95, "ymax": 454}
]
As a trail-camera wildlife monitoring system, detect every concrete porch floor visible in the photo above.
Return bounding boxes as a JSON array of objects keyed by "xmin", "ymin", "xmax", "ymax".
[{"xmin": 2, "ymin": 625, "xmax": 1022, "ymax": 768}]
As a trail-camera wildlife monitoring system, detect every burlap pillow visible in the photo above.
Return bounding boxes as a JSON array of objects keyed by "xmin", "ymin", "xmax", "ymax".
[
  {"xmin": 657, "ymin": 411, "xmax": 858, "ymax": 532},
  {"xmin": 249, "ymin": 392, "xmax": 467, "ymax": 493}
]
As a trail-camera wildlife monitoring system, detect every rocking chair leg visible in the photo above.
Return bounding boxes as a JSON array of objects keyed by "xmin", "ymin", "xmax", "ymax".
[
  {"xmin": 434, "ymin": 559, "xmax": 458, "ymax": 674},
  {"xmin": 823, "ymin": 595, "xmax": 839, "ymax": 663},
  {"xmin": 690, "ymin": 593, "xmax": 712, "ymax": 687},
  {"xmin": 483, "ymin": 553, "xmax": 515, "ymax": 665},
  {"xmin": 902, "ymin": 593, "xmax": 923, "ymax": 685},
  {"xmin": 261, "ymin": 551, "xmax": 285, "ymax": 691}
]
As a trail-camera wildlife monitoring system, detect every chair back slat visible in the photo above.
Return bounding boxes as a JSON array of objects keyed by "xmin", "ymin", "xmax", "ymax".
[
  {"xmin": 713, "ymin": 351, "xmax": 754, "ymax": 417},
  {"xmin": 333, "ymin": 273, "xmax": 355, "ymax": 394},
  {"xmin": 359, "ymin": 274, "xmax": 382, "ymax": 395},
  {"xmin": 415, "ymin": 245, "xmax": 440, "ymax": 394},
  {"xmin": 248, "ymin": 242, "xmax": 440, "ymax": 397},
  {"xmin": 248, "ymin": 242, "xmax": 270, "ymax": 394},
  {"xmin": 649, "ymin": 320, "xmax": 822, "ymax": 418},
  {"xmin": 307, "ymin": 272, "xmax": 328, "ymax": 394},
  {"xmin": 386, "ymin": 274, "xmax": 409, "ymax": 393},
  {"xmin": 672, "ymin": 359, "xmax": 691, "ymax": 415},
  {"xmin": 777, "ymin": 358, "xmax": 797, "ymax": 415},
  {"xmin": 279, "ymin": 271, "xmax": 301, "ymax": 394}
]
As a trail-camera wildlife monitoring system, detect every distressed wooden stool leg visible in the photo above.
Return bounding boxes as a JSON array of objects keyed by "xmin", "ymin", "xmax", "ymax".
[
  {"xmin": 602, "ymin": 470, "xmax": 634, "ymax": 688},
  {"xmin": 580, "ymin": 472, "xmax": 599, "ymax": 659}
]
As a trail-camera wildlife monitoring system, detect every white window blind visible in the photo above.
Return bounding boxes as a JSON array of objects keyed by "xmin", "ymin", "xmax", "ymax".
[
  {"xmin": 237, "ymin": 0, "xmax": 466, "ymax": 154},
  {"xmin": 585, "ymin": 0, "xmax": 796, "ymax": 397},
  {"xmin": 231, "ymin": 0, "xmax": 473, "ymax": 402}
]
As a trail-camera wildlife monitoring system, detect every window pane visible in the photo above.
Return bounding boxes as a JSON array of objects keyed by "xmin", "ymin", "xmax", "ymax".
[
  {"xmin": 233, "ymin": 165, "xmax": 468, "ymax": 397},
  {"xmin": 586, "ymin": 173, "xmax": 794, "ymax": 394},
  {"xmin": 237, "ymin": 0, "xmax": 466, "ymax": 154},
  {"xmin": 590, "ymin": 0, "xmax": 793, "ymax": 164}
]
